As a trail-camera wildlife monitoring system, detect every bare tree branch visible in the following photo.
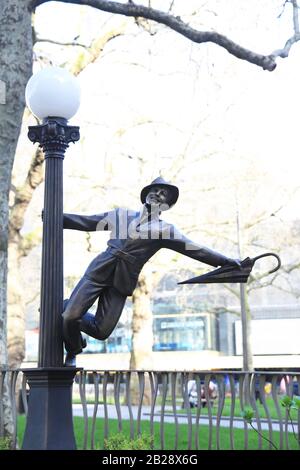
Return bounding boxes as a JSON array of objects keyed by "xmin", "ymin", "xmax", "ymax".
[
  {"xmin": 280, "ymin": 261, "xmax": 300, "ymax": 274},
  {"xmin": 9, "ymin": 146, "xmax": 44, "ymax": 249},
  {"xmin": 35, "ymin": 37, "xmax": 88, "ymax": 48},
  {"xmin": 278, "ymin": 0, "xmax": 290, "ymax": 19},
  {"xmin": 25, "ymin": 291, "xmax": 40, "ymax": 306},
  {"xmin": 247, "ymin": 271, "xmax": 280, "ymax": 291},
  {"xmin": 271, "ymin": 281, "xmax": 300, "ymax": 298},
  {"xmin": 222, "ymin": 284, "xmax": 240, "ymax": 297},
  {"xmin": 29, "ymin": 0, "xmax": 291, "ymax": 71},
  {"xmin": 208, "ymin": 305, "xmax": 240, "ymax": 316},
  {"xmin": 292, "ymin": 0, "xmax": 299, "ymax": 33},
  {"xmin": 70, "ymin": 26, "xmax": 126, "ymax": 75},
  {"xmin": 271, "ymin": 0, "xmax": 300, "ymax": 59},
  {"xmin": 167, "ymin": 1, "xmax": 175, "ymax": 14}
]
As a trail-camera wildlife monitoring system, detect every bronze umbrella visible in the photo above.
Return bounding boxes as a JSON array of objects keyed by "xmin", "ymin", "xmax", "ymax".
[{"xmin": 178, "ymin": 252, "xmax": 281, "ymax": 285}]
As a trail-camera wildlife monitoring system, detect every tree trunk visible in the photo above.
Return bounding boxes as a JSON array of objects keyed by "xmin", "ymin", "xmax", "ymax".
[
  {"xmin": 129, "ymin": 270, "xmax": 153, "ymax": 405},
  {"xmin": 7, "ymin": 244, "xmax": 26, "ymax": 369},
  {"xmin": 240, "ymin": 284, "xmax": 254, "ymax": 371},
  {"xmin": 8, "ymin": 147, "xmax": 44, "ymax": 368},
  {"xmin": 236, "ymin": 206, "xmax": 254, "ymax": 373},
  {"xmin": 0, "ymin": 0, "xmax": 33, "ymax": 440},
  {"xmin": 130, "ymin": 271, "xmax": 153, "ymax": 370}
]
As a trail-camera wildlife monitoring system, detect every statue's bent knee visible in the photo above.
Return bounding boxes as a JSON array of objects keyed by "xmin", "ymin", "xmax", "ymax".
[
  {"xmin": 95, "ymin": 329, "xmax": 110, "ymax": 341},
  {"xmin": 62, "ymin": 308, "xmax": 81, "ymax": 323}
]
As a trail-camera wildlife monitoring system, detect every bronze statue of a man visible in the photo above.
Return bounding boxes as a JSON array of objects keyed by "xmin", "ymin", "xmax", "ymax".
[{"xmin": 63, "ymin": 177, "xmax": 240, "ymax": 366}]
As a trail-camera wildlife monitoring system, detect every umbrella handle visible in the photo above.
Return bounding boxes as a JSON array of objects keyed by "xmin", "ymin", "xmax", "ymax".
[{"xmin": 251, "ymin": 252, "xmax": 281, "ymax": 274}]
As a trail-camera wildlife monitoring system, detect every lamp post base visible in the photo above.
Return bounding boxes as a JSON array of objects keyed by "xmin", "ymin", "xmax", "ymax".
[{"xmin": 21, "ymin": 368, "xmax": 80, "ymax": 450}]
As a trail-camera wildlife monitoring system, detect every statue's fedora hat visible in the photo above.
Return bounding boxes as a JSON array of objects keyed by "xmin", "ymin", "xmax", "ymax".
[{"xmin": 140, "ymin": 177, "xmax": 179, "ymax": 207}]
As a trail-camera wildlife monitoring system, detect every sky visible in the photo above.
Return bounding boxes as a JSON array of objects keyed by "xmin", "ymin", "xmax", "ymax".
[
  {"xmin": 14, "ymin": 1, "xmax": 300, "ymax": 251},
  {"xmin": 20, "ymin": 1, "xmax": 299, "ymax": 219}
]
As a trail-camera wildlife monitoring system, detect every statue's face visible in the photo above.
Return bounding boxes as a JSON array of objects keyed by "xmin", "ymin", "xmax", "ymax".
[{"xmin": 145, "ymin": 186, "xmax": 170, "ymax": 209}]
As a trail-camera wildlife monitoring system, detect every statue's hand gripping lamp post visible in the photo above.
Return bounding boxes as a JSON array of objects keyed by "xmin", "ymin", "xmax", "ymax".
[{"xmin": 22, "ymin": 67, "xmax": 81, "ymax": 450}]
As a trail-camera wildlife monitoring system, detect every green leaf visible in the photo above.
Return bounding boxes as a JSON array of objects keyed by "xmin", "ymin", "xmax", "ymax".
[
  {"xmin": 292, "ymin": 397, "xmax": 300, "ymax": 409},
  {"xmin": 241, "ymin": 406, "xmax": 254, "ymax": 423},
  {"xmin": 280, "ymin": 395, "xmax": 293, "ymax": 408}
]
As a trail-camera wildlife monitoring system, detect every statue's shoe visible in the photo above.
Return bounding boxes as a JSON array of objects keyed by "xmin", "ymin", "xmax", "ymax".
[{"xmin": 64, "ymin": 352, "xmax": 76, "ymax": 367}]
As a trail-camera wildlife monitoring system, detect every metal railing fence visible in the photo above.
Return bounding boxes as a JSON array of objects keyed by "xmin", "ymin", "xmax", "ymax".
[{"xmin": 1, "ymin": 369, "xmax": 299, "ymax": 450}]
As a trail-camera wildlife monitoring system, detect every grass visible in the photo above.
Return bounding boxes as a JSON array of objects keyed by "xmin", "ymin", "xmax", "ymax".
[
  {"xmin": 175, "ymin": 397, "xmax": 299, "ymax": 422},
  {"xmin": 16, "ymin": 415, "xmax": 299, "ymax": 450},
  {"xmin": 73, "ymin": 396, "xmax": 299, "ymax": 422}
]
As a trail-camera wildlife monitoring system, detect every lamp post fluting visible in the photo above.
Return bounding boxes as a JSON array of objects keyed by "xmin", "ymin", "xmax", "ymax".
[
  {"xmin": 28, "ymin": 117, "xmax": 79, "ymax": 367},
  {"xmin": 21, "ymin": 67, "xmax": 81, "ymax": 449}
]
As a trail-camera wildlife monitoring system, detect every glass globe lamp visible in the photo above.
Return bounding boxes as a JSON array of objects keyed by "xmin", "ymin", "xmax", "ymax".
[{"xmin": 25, "ymin": 67, "xmax": 81, "ymax": 120}]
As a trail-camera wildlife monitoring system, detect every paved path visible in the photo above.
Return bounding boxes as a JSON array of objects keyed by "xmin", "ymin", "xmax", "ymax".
[{"xmin": 72, "ymin": 404, "xmax": 294, "ymax": 432}]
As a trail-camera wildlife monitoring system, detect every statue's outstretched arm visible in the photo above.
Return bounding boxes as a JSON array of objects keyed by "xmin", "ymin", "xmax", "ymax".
[
  {"xmin": 162, "ymin": 226, "xmax": 237, "ymax": 267},
  {"xmin": 63, "ymin": 210, "xmax": 116, "ymax": 232}
]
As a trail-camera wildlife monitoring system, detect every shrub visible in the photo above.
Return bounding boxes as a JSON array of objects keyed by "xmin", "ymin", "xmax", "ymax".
[
  {"xmin": 104, "ymin": 433, "xmax": 154, "ymax": 450},
  {"xmin": 0, "ymin": 437, "xmax": 12, "ymax": 450}
]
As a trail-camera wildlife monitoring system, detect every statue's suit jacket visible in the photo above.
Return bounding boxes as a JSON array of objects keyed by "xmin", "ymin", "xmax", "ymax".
[{"xmin": 63, "ymin": 208, "xmax": 229, "ymax": 296}]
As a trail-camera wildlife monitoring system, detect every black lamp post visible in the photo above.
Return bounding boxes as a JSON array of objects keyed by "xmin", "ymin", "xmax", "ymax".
[{"xmin": 21, "ymin": 67, "xmax": 81, "ymax": 449}]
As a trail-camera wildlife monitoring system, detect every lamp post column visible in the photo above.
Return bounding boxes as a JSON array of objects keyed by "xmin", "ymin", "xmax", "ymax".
[
  {"xmin": 27, "ymin": 117, "xmax": 80, "ymax": 367},
  {"xmin": 21, "ymin": 118, "xmax": 80, "ymax": 450}
]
